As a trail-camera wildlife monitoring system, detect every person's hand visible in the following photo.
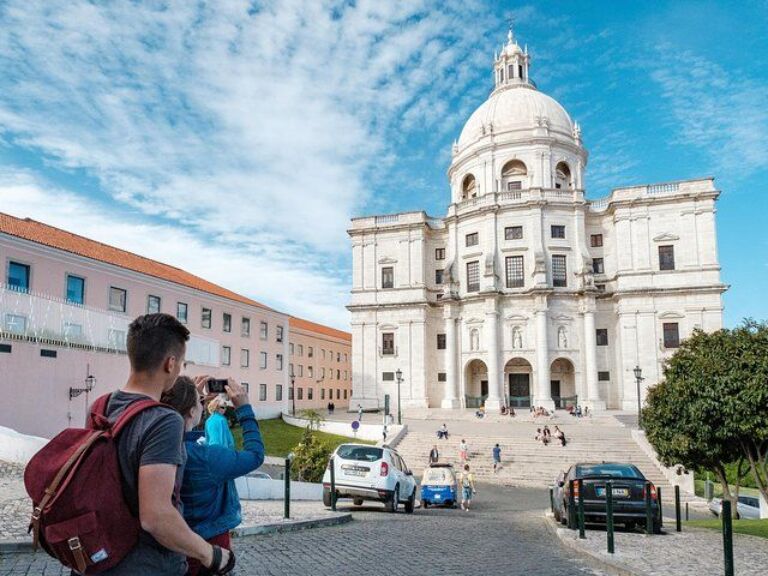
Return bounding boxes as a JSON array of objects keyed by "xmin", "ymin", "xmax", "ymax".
[
  {"xmin": 225, "ymin": 378, "xmax": 248, "ymax": 408},
  {"xmin": 193, "ymin": 375, "xmax": 214, "ymax": 397}
]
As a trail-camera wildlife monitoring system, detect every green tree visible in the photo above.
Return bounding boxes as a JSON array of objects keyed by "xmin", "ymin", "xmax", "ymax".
[
  {"xmin": 290, "ymin": 426, "xmax": 332, "ymax": 483},
  {"xmin": 643, "ymin": 321, "xmax": 768, "ymax": 515},
  {"xmin": 298, "ymin": 408, "xmax": 325, "ymax": 431}
]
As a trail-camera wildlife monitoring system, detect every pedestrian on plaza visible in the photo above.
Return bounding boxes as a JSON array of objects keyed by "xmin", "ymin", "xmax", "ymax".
[
  {"xmin": 357, "ymin": 403, "xmax": 363, "ymax": 422},
  {"xmin": 429, "ymin": 444, "xmax": 440, "ymax": 464},
  {"xmin": 459, "ymin": 439, "xmax": 469, "ymax": 462},
  {"xmin": 205, "ymin": 395, "xmax": 234, "ymax": 449},
  {"xmin": 327, "ymin": 401, "xmax": 333, "ymax": 414},
  {"xmin": 437, "ymin": 423, "xmax": 449, "ymax": 440},
  {"xmin": 78, "ymin": 314, "xmax": 234, "ymax": 574},
  {"xmin": 459, "ymin": 464, "xmax": 476, "ymax": 511},
  {"xmin": 382, "ymin": 425, "xmax": 388, "ymax": 443},
  {"xmin": 162, "ymin": 377, "xmax": 264, "ymax": 576},
  {"xmin": 492, "ymin": 443, "xmax": 502, "ymax": 473},
  {"xmin": 554, "ymin": 425, "xmax": 567, "ymax": 447}
]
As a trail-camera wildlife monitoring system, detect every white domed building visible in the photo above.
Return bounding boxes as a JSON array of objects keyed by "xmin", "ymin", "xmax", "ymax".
[{"xmin": 348, "ymin": 30, "xmax": 726, "ymax": 413}]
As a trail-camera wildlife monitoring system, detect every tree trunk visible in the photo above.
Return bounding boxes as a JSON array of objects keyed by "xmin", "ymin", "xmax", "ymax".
[
  {"xmin": 744, "ymin": 439, "xmax": 768, "ymax": 506},
  {"xmin": 714, "ymin": 464, "xmax": 738, "ymax": 519}
]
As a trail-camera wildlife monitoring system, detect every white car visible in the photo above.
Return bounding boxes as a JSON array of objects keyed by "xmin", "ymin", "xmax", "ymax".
[
  {"xmin": 709, "ymin": 496, "xmax": 761, "ymax": 519},
  {"xmin": 322, "ymin": 443, "xmax": 418, "ymax": 513}
]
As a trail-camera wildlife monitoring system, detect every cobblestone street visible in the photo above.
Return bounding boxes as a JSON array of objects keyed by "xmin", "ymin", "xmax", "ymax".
[{"xmin": 1, "ymin": 485, "xmax": 607, "ymax": 575}]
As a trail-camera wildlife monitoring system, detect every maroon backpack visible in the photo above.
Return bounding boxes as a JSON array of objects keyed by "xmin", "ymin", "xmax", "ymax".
[{"xmin": 24, "ymin": 393, "xmax": 162, "ymax": 574}]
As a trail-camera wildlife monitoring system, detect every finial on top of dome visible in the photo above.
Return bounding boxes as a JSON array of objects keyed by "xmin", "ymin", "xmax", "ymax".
[{"xmin": 507, "ymin": 27, "xmax": 514, "ymax": 45}]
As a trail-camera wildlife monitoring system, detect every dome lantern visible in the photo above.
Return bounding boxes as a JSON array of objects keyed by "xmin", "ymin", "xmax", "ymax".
[{"xmin": 493, "ymin": 27, "xmax": 532, "ymax": 90}]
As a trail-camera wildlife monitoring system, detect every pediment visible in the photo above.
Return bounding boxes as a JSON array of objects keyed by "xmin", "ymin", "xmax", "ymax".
[
  {"xmin": 653, "ymin": 233, "xmax": 680, "ymax": 242},
  {"xmin": 658, "ymin": 311, "xmax": 685, "ymax": 319},
  {"xmin": 377, "ymin": 323, "xmax": 399, "ymax": 331},
  {"xmin": 551, "ymin": 314, "xmax": 573, "ymax": 323},
  {"xmin": 464, "ymin": 317, "xmax": 484, "ymax": 325},
  {"xmin": 505, "ymin": 313, "xmax": 529, "ymax": 322},
  {"xmin": 378, "ymin": 256, "xmax": 398, "ymax": 264}
]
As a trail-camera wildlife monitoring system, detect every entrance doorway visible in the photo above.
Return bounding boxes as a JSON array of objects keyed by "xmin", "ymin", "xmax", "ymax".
[
  {"xmin": 480, "ymin": 380, "xmax": 488, "ymax": 397},
  {"xmin": 550, "ymin": 380, "xmax": 561, "ymax": 400},
  {"xmin": 508, "ymin": 373, "xmax": 531, "ymax": 407}
]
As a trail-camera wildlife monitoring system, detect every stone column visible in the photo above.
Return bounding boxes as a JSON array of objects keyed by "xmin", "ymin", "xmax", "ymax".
[
  {"xmin": 485, "ymin": 308, "xmax": 501, "ymax": 410},
  {"xmin": 535, "ymin": 303, "xmax": 554, "ymax": 410},
  {"xmin": 441, "ymin": 311, "xmax": 460, "ymax": 409},
  {"xmin": 582, "ymin": 305, "xmax": 606, "ymax": 411}
]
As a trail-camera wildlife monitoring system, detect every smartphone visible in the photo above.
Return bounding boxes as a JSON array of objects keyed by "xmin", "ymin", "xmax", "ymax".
[{"xmin": 207, "ymin": 378, "xmax": 228, "ymax": 394}]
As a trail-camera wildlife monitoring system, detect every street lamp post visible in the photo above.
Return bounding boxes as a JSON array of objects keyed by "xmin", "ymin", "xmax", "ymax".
[
  {"xmin": 633, "ymin": 365, "xmax": 644, "ymax": 429},
  {"xmin": 395, "ymin": 369, "xmax": 403, "ymax": 425}
]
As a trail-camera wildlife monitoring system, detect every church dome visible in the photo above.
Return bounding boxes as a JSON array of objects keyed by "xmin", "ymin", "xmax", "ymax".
[{"xmin": 457, "ymin": 86, "xmax": 574, "ymax": 150}]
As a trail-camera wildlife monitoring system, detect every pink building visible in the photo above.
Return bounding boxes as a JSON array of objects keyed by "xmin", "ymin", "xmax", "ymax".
[{"xmin": 0, "ymin": 213, "xmax": 291, "ymax": 437}]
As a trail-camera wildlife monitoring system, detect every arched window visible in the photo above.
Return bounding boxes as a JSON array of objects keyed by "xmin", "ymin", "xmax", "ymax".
[
  {"xmin": 461, "ymin": 174, "xmax": 477, "ymax": 200},
  {"xmin": 501, "ymin": 159, "xmax": 527, "ymax": 191},
  {"xmin": 555, "ymin": 162, "xmax": 572, "ymax": 190},
  {"xmin": 470, "ymin": 329, "xmax": 480, "ymax": 351}
]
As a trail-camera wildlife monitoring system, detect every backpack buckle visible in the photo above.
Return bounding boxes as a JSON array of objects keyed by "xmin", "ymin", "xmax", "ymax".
[
  {"xmin": 68, "ymin": 537, "xmax": 82, "ymax": 550},
  {"xmin": 31, "ymin": 507, "xmax": 42, "ymax": 521}
]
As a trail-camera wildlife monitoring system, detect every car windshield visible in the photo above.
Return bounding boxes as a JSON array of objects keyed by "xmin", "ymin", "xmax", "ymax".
[
  {"xmin": 576, "ymin": 464, "xmax": 643, "ymax": 479},
  {"xmin": 336, "ymin": 445, "xmax": 383, "ymax": 462},
  {"xmin": 423, "ymin": 468, "xmax": 453, "ymax": 484}
]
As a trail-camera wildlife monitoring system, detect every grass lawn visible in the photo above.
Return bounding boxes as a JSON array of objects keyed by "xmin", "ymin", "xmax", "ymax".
[
  {"xmin": 694, "ymin": 479, "xmax": 762, "ymax": 499},
  {"xmin": 686, "ymin": 518, "xmax": 768, "ymax": 539},
  {"xmin": 232, "ymin": 418, "xmax": 375, "ymax": 458}
]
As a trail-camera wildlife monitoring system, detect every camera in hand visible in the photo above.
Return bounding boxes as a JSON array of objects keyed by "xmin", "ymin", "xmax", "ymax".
[{"xmin": 207, "ymin": 378, "xmax": 228, "ymax": 394}]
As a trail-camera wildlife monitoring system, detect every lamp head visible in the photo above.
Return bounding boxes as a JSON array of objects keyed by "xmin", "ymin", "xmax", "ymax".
[{"xmin": 633, "ymin": 365, "xmax": 642, "ymax": 380}]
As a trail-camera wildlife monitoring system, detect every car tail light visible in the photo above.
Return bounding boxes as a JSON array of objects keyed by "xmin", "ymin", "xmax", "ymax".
[
  {"xmin": 642, "ymin": 483, "xmax": 658, "ymax": 501},
  {"xmin": 573, "ymin": 481, "xmax": 580, "ymax": 501},
  {"xmin": 380, "ymin": 462, "xmax": 389, "ymax": 477}
]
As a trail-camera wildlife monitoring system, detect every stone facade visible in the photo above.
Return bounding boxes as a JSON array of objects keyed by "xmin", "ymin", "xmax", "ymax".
[{"xmin": 348, "ymin": 30, "xmax": 726, "ymax": 413}]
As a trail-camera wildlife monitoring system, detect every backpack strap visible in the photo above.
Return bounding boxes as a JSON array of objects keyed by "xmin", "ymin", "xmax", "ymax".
[
  {"xmin": 111, "ymin": 398, "xmax": 164, "ymax": 437},
  {"xmin": 87, "ymin": 393, "xmax": 113, "ymax": 430}
]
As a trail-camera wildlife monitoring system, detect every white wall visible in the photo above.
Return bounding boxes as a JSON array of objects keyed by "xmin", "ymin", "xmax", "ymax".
[
  {"xmin": 235, "ymin": 476, "xmax": 322, "ymax": 501},
  {"xmin": 282, "ymin": 412, "xmax": 405, "ymax": 444},
  {"xmin": 0, "ymin": 426, "xmax": 48, "ymax": 464}
]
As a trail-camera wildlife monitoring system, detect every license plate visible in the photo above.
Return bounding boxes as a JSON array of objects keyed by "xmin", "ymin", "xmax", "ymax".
[
  {"xmin": 342, "ymin": 466, "xmax": 368, "ymax": 477},
  {"xmin": 595, "ymin": 486, "xmax": 629, "ymax": 498},
  {"xmin": 434, "ymin": 494, "xmax": 441, "ymax": 500}
]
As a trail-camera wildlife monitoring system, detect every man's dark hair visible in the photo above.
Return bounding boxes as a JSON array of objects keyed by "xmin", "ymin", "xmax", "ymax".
[{"xmin": 127, "ymin": 313, "xmax": 190, "ymax": 373}]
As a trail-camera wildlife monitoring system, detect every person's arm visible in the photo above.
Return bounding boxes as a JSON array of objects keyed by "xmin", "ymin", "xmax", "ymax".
[{"xmin": 208, "ymin": 405, "xmax": 265, "ymax": 482}]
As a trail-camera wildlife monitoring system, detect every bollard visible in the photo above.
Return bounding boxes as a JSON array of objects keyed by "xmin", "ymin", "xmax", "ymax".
[
  {"xmin": 577, "ymin": 479, "xmax": 586, "ymax": 539},
  {"xmin": 722, "ymin": 499, "xmax": 734, "ymax": 576},
  {"xmin": 549, "ymin": 486, "xmax": 554, "ymax": 513},
  {"xmin": 568, "ymin": 479, "xmax": 576, "ymax": 529},
  {"xmin": 330, "ymin": 456, "xmax": 337, "ymax": 512},
  {"xmin": 686, "ymin": 501, "xmax": 689, "ymax": 521},
  {"xmin": 284, "ymin": 455, "xmax": 292, "ymax": 519},
  {"xmin": 606, "ymin": 480, "xmax": 615, "ymax": 554},
  {"xmin": 658, "ymin": 486, "xmax": 663, "ymax": 529},
  {"xmin": 645, "ymin": 482, "xmax": 654, "ymax": 534},
  {"xmin": 675, "ymin": 485, "xmax": 682, "ymax": 532}
]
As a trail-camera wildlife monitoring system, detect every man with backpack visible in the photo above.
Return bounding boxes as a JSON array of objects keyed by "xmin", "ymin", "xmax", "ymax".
[{"xmin": 26, "ymin": 313, "xmax": 234, "ymax": 575}]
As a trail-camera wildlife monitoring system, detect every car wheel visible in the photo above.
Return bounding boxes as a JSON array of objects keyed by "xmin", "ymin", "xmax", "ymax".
[
  {"xmin": 404, "ymin": 489, "xmax": 416, "ymax": 514},
  {"xmin": 386, "ymin": 485, "xmax": 399, "ymax": 513},
  {"xmin": 353, "ymin": 498, "xmax": 364, "ymax": 506},
  {"xmin": 323, "ymin": 488, "xmax": 332, "ymax": 508},
  {"xmin": 421, "ymin": 500, "xmax": 428, "ymax": 509}
]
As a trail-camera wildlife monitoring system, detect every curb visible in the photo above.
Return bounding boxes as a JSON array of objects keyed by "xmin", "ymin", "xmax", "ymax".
[
  {"xmin": 542, "ymin": 512, "xmax": 640, "ymax": 576},
  {"xmin": 0, "ymin": 514, "xmax": 352, "ymax": 553}
]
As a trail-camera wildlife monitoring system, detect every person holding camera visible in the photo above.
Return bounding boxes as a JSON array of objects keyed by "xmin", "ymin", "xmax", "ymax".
[{"xmin": 161, "ymin": 376, "xmax": 264, "ymax": 576}]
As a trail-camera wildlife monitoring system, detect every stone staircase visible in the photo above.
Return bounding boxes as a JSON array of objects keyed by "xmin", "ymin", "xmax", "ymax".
[{"xmin": 394, "ymin": 414, "xmax": 698, "ymax": 506}]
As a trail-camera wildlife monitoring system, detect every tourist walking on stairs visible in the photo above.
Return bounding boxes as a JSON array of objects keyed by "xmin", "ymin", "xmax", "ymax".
[
  {"xmin": 459, "ymin": 439, "xmax": 469, "ymax": 463},
  {"xmin": 428, "ymin": 445, "xmax": 439, "ymax": 464},
  {"xmin": 492, "ymin": 443, "xmax": 501, "ymax": 473}
]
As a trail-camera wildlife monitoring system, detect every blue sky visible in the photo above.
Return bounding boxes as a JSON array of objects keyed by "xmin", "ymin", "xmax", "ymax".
[{"xmin": 0, "ymin": 0, "xmax": 766, "ymax": 329}]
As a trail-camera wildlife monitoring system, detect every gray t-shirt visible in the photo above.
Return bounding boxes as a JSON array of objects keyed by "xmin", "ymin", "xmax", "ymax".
[{"xmin": 97, "ymin": 391, "xmax": 187, "ymax": 576}]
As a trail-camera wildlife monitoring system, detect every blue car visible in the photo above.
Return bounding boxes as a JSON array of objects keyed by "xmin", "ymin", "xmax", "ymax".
[{"xmin": 420, "ymin": 463, "xmax": 458, "ymax": 508}]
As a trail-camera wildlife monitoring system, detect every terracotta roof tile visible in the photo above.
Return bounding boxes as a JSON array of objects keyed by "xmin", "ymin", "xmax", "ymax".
[
  {"xmin": 289, "ymin": 316, "xmax": 351, "ymax": 342},
  {"xmin": 0, "ymin": 212, "xmax": 275, "ymax": 312}
]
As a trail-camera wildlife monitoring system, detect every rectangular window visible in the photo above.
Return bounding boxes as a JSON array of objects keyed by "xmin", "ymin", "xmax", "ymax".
[
  {"xmin": 276, "ymin": 354, "xmax": 283, "ymax": 371},
  {"xmin": 308, "ymin": 366, "xmax": 314, "ymax": 378},
  {"xmin": 147, "ymin": 294, "xmax": 161, "ymax": 314},
  {"xmin": 288, "ymin": 386, "xmax": 294, "ymax": 400},
  {"xmin": 551, "ymin": 225, "xmax": 566, "ymax": 239},
  {"xmin": 276, "ymin": 325, "xmax": 284, "ymax": 343},
  {"xmin": 289, "ymin": 363, "xmax": 294, "ymax": 376},
  {"xmin": 505, "ymin": 226, "xmax": 523, "ymax": 240},
  {"xmin": 260, "ymin": 321, "xmax": 268, "ymax": 340},
  {"xmin": 321, "ymin": 349, "xmax": 326, "ymax": 360},
  {"xmin": 40, "ymin": 349, "xmax": 57, "ymax": 358},
  {"xmin": 108, "ymin": 286, "xmax": 127, "ymax": 312},
  {"xmin": 596, "ymin": 283, "xmax": 606, "ymax": 292},
  {"xmin": 590, "ymin": 234, "xmax": 603, "ymax": 247},
  {"xmin": 276, "ymin": 385, "xmax": 283, "ymax": 401},
  {"xmin": 381, "ymin": 266, "xmax": 394, "ymax": 289},
  {"xmin": 659, "ymin": 245, "xmax": 675, "ymax": 271},
  {"xmin": 465, "ymin": 232, "xmax": 479, "ymax": 247},
  {"xmin": 321, "ymin": 388, "xmax": 325, "ymax": 400},
  {"xmin": 507, "ymin": 181, "xmax": 522, "ymax": 191},
  {"xmin": 4, "ymin": 313, "xmax": 27, "ymax": 334},
  {"xmin": 66, "ymin": 275, "xmax": 85, "ymax": 305},
  {"xmin": 466, "ymin": 261, "xmax": 480, "ymax": 292},
  {"xmin": 598, "ymin": 371, "xmax": 611, "ymax": 381},
  {"xmin": 260, "ymin": 351, "xmax": 268, "ymax": 369},
  {"xmin": 298, "ymin": 365, "xmax": 304, "ymax": 377},
  {"xmin": 344, "ymin": 389, "xmax": 348, "ymax": 400},
  {"xmin": 437, "ymin": 333, "xmax": 446, "ymax": 350},
  {"xmin": 308, "ymin": 388, "xmax": 313, "ymax": 400},
  {"xmin": 223, "ymin": 313, "xmax": 232, "ymax": 333},
  {"xmin": 242, "ymin": 317, "xmax": 251, "ymax": 337},
  {"xmin": 337, "ymin": 369, "xmax": 340, "ymax": 380},
  {"xmin": 108, "ymin": 329, "xmax": 126, "ymax": 349},
  {"xmin": 663, "ymin": 322, "xmax": 680, "ymax": 348},
  {"xmin": 308, "ymin": 346, "xmax": 314, "ymax": 358},
  {"xmin": 382, "ymin": 333, "xmax": 395, "ymax": 355},
  {"xmin": 259, "ymin": 383, "xmax": 267, "ymax": 402},
  {"xmin": 435, "ymin": 248, "xmax": 446, "ymax": 260},
  {"xmin": 222, "ymin": 346, "xmax": 231, "ymax": 366},
  {"xmin": 201, "ymin": 307, "xmax": 212, "ymax": 329},
  {"xmin": 298, "ymin": 388, "xmax": 303, "ymax": 400},
  {"xmin": 592, "ymin": 258, "xmax": 604, "ymax": 275},
  {"xmin": 63, "ymin": 321, "xmax": 83, "ymax": 339},
  {"xmin": 8, "ymin": 261, "xmax": 31, "ymax": 292},
  {"xmin": 435, "ymin": 269, "xmax": 444, "ymax": 285},
  {"xmin": 241, "ymin": 349, "xmax": 250, "ymax": 368},
  {"xmin": 289, "ymin": 343, "xmax": 294, "ymax": 355},
  {"xmin": 437, "ymin": 372, "xmax": 447, "ymax": 382},
  {"xmin": 321, "ymin": 367, "xmax": 326, "ymax": 379},
  {"xmin": 552, "ymin": 254, "xmax": 567, "ymax": 287},
  {"xmin": 505, "ymin": 255, "xmax": 524, "ymax": 288},
  {"xmin": 596, "ymin": 329, "xmax": 608, "ymax": 346},
  {"xmin": 298, "ymin": 344, "xmax": 303, "ymax": 356},
  {"xmin": 337, "ymin": 352, "xmax": 341, "ymax": 362},
  {"xmin": 177, "ymin": 302, "xmax": 188, "ymax": 323},
  {"xmin": 336, "ymin": 389, "xmax": 341, "ymax": 400}
]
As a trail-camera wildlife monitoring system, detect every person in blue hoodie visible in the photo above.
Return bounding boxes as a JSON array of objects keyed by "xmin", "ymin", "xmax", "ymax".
[
  {"xmin": 161, "ymin": 376, "xmax": 264, "ymax": 576},
  {"xmin": 204, "ymin": 394, "xmax": 235, "ymax": 449}
]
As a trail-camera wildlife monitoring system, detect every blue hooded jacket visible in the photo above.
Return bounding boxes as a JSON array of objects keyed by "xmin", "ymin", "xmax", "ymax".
[{"xmin": 181, "ymin": 404, "xmax": 265, "ymax": 539}]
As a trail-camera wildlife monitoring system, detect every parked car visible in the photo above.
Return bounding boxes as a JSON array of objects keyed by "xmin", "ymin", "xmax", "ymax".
[
  {"xmin": 245, "ymin": 471, "xmax": 272, "ymax": 480},
  {"xmin": 553, "ymin": 462, "xmax": 661, "ymax": 533},
  {"xmin": 322, "ymin": 443, "xmax": 417, "ymax": 513},
  {"xmin": 709, "ymin": 496, "xmax": 761, "ymax": 519},
  {"xmin": 420, "ymin": 463, "xmax": 458, "ymax": 509}
]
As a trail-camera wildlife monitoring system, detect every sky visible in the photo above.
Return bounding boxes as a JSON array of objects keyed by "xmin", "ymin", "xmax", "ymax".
[{"xmin": 0, "ymin": 0, "xmax": 766, "ymax": 330}]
